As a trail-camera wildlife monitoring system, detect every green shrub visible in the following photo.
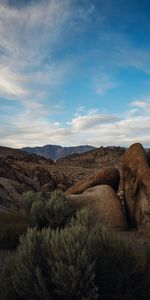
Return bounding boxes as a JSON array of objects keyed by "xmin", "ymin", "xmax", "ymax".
[
  {"xmin": 30, "ymin": 199, "xmax": 48, "ymax": 228},
  {"xmin": 30, "ymin": 190, "xmax": 73, "ymax": 229},
  {"xmin": 2, "ymin": 207, "xmax": 150, "ymax": 300},
  {"xmin": 11, "ymin": 215, "xmax": 98, "ymax": 300},
  {"xmin": 20, "ymin": 191, "xmax": 45, "ymax": 213},
  {"xmin": 92, "ymin": 226, "xmax": 150, "ymax": 300},
  {"xmin": 0, "ymin": 253, "xmax": 17, "ymax": 300},
  {"xmin": 45, "ymin": 190, "xmax": 73, "ymax": 229},
  {"xmin": 0, "ymin": 210, "xmax": 28, "ymax": 249},
  {"xmin": 13, "ymin": 228, "xmax": 53, "ymax": 300},
  {"xmin": 70, "ymin": 206, "xmax": 99, "ymax": 229},
  {"xmin": 49, "ymin": 223, "xmax": 98, "ymax": 300}
]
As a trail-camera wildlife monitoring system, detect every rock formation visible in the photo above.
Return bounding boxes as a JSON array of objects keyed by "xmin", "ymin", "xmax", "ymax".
[
  {"xmin": 0, "ymin": 147, "xmax": 71, "ymax": 209},
  {"xmin": 67, "ymin": 185, "xmax": 127, "ymax": 229},
  {"xmin": 122, "ymin": 143, "xmax": 150, "ymax": 228},
  {"xmin": 65, "ymin": 167, "xmax": 120, "ymax": 195}
]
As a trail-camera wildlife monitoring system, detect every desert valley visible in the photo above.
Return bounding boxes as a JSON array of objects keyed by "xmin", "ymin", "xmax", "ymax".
[
  {"xmin": 1, "ymin": 142, "xmax": 150, "ymax": 299},
  {"xmin": 1, "ymin": 0, "xmax": 150, "ymax": 299}
]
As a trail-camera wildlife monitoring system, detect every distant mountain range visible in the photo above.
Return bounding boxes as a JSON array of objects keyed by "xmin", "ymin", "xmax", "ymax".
[{"xmin": 22, "ymin": 145, "xmax": 95, "ymax": 160}]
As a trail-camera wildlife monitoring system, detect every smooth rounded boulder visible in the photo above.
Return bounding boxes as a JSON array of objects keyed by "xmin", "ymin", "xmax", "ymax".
[
  {"xmin": 122, "ymin": 143, "xmax": 150, "ymax": 228},
  {"xmin": 65, "ymin": 167, "xmax": 120, "ymax": 195},
  {"xmin": 66, "ymin": 185, "xmax": 127, "ymax": 229}
]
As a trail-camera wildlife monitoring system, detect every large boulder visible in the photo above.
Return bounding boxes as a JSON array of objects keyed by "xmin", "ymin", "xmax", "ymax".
[
  {"xmin": 122, "ymin": 143, "xmax": 150, "ymax": 228},
  {"xmin": 65, "ymin": 167, "xmax": 120, "ymax": 195},
  {"xmin": 66, "ymin": 185, "xmax": 127, "ymax": 229}
]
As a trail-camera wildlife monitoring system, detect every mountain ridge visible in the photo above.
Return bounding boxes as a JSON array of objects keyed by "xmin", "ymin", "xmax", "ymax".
[{"xmin": 22, "ymin": 144, "xmax": 95, "ymax": 160}]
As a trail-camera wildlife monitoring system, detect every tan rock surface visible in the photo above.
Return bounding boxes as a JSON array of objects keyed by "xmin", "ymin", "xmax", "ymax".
[
  {"xmin": 67, "ymin": 185, "xmax": 127, "ymax": 229},
  {"xmin": 122, "ymin": 143, "xmax": 150, "ymax": 228},
  {"xmin": 66, "ymin": 167, "xmax": 120, "ymax": 195}
]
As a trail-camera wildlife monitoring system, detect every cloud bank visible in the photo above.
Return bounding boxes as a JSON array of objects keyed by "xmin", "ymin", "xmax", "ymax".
[{"xmin": 1, "ymin": 100, "xmax": 150, "ymax": 148}]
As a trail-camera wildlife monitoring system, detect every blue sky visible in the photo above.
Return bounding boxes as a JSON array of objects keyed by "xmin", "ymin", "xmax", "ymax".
[{"xmin": 1, "ymin": 0, "xmax": 150, "ymax": 147}]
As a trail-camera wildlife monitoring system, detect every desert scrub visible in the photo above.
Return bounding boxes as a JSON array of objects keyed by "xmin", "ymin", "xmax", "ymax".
[
  {"xmin": 43, "ymin": 190, "xmax": 73, "ymax": 229},
  {"xmin": 0, "ymin": 210, "xmax": 28, "ymax": 249},
  {"xmin": 11, "ymin": 211, "xmax": 99, "ymax": 300},
  {"xmin": 22, "ymin": 190, "xmax": 73, "ymax": 229},
  {"xmin": 20, "ymin": 190, "xmax": 45, "ymax": 213},
  {"xmin": 2, "ymin": 208, "xmax": 150, "ymax": 300},
  {"xmin": 13, "ymin": 228, "xmax": 53, "ymax": 300},
  {"xmin": 0, "ymin": 252, "xmax": 17, "ymax": 300},
  {"xmin": 49, "ymin": 219, "xmax": 99, "ymax": 299},
  {"xmin": 92, "ymin": 226, "xmax": 150, "ymax": 300}
]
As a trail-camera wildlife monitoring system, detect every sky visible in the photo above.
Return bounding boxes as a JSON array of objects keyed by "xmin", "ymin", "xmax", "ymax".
[{"xmin": 1, "ymin": 0, "xmax": 150, "ymax": 148}]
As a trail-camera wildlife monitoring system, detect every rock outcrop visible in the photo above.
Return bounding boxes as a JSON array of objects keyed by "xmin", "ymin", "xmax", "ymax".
[
  {"xmin": 65, "ymin": 167, "xmax": 120, "ymax": 195},
  {"xmin": 58, "ymin": 146, "xmax": 125, "ymax": 169},
  {"xmin": 0, "ymin": 148, "xmax": 70, "ymax": 209},
  {"xmin": 67, "ymin": 185, "xmax": 127, "ymax": 229},
  {"xmin": 122, "ymin": 143, "xmax": 150, "ymax": 228}
]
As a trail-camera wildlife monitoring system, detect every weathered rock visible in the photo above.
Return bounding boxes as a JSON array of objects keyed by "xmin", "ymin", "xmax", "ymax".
[
  {"xmin": 42, "ymin": 181, "xmax": 55, "ymax": 193},
  {"xmin": 0, "ymin": 177, "xmax": 27, "ymax": 208},
  {"xmin": 51, "ymin": 173, "xmax": 68, "ymax": 186},
  {"xmin": 65, "ymin": 167, "xmax": 120, "ymax": 195},
  {"xmin": 66, "ymin": 185, "xmax": 127, "ymax": 229},
  {"xmin": 122, "ymin": 143, "xmax": 150, "ymax": 228},
  {"xmin": 32, "ymin": 167, "xmax": 52, "ymax": 186},
  {"xmin": 117, "ymin": 190, "xmax": 124, "ymax": 200},
  {"xmin": 57, "ymin": 184, "xmax": 67, "ymax": 192}
]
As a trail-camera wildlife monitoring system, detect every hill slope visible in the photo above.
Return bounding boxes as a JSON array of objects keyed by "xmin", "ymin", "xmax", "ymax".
[
  {"xmin": 0, "ymin": 146, "xmax": 70, "ymax": 209},
  {"xmin": 57, "ymin": 146, "xmax": 126, "ymax": 170}
]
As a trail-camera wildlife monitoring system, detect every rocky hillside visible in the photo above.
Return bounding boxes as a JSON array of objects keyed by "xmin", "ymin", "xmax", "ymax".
[
  {"xmin": 0, "ymin": 146, "xmax": 71, "ymax": 209},
  {"xmin": 1, "ymin": 144, "xmax": 150, "ymax": 212},
  {"xmin": 57, "ymin": 146, "xmax": 126, "ymax": 170},
  {"xmin": 22, "ymin": 144, "xmax": 95, "ymax": 160}
]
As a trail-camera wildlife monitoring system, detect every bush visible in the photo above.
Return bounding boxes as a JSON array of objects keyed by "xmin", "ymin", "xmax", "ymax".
[
  {"xmin": 45, "ymin": 190, "xmax": 73, "ymax": 229},
  {"xmin": 92, "ymin": 226, "xmax": 149, "ymax": 300},
  {"xmin": 29, "ymin": 190, "xmax": 73, "ymax": 229},
  {"xmin": 0, "ymin": 253, "xmax": 17, "ymax": 300},
  {"xmin": 50, "ymin": 209, "xmax": 150, "ymax": 300},
  {"xmin": 20, "ymin": 191, "xmax": 45, "ymax": 213},
  {"xmin": 0, "ymin": 210, "xmax": 28, "ymax": 249},
  {"xmin": 13, "ymin": 228, "xmax": 53, "ymax": 300},
  {"xmin": 49, "ymin": 222, "xmax": 98, "ymax": 299},
  {"xmin": 10, "ymin": 215, "xmax": 98, "ymax": 300},
  {"xmin": 70, "ymin": 206, "xmax": 99, "ymax": 229},
  {"xmin": 2, "ymin": 207, "xmax": 150, "ymax": 300}
]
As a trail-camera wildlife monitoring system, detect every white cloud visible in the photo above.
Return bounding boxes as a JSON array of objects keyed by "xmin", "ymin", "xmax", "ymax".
[
  {"xmin": 70, "ymin": 113, "xmax": 118, "ymax": 130},
  {"xmin": 131, "ymin": 100, "xmax": 150, "ymax": 111},
  {"xmin": 0, "ymin": 65, "xmax": 27, "ymax": 99},
  {"xmin": 94, "ymin": 73, "xmax": 119, "ymax": 95},
  {"xmin": 1, "ymin": 100, "xmax": 150, "ymax": 148},
  {"xmin": 0, "ymin": 0, "xmax": 79, "ymax": 101}
]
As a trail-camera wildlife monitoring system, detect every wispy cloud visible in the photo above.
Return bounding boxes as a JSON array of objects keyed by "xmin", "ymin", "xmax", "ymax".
[
  {"xmin": 131, "ymin": 100, "xmax": 150, "ymax": 111},
  {"xmin": 1, "ymin": 1, "xmax": 150, "ymax": 148},
  {"xmin": 0, "ymin": 0, "xmax": 74, "ymax": 100},
  {"xmin": 69, "ymin": 111, "xmax": 119, "ymax": 130},
  {"xmin": 0, "ymin": 65, "xmax": 27, "ymax": 99},
  {"xmin": 94, "ymin": 73, "xmax": 119, "ymax": 95}
]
